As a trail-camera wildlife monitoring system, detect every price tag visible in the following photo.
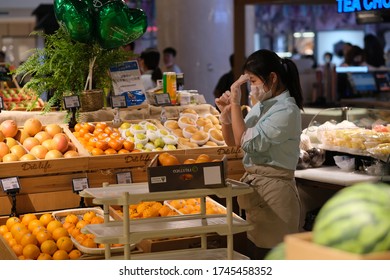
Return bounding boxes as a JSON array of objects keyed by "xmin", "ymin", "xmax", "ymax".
[
  {"xmin": 0, "ymin": 96, "xmax": 4, "ymax": 110},
  {"xmin": 154, "ymin": 93, "xmax": 171, "ymax": 106},
  {"xmin": 72, "ymin": 178, "xmax": 89, "ymax": 193},
  {"xmin": 0, "ymin": 177, "xmax": 20, "ymax": 193},
  {"xmin": 63, "ymin": 96, "xmax": 81, "ymax": 109},
  {"xmin": 111, "ymin": 95, "xmax": 127, "ymax": 108},
  {"xmin": 116, "ymin": 172, "xmax": 132, "ymax": 184}
]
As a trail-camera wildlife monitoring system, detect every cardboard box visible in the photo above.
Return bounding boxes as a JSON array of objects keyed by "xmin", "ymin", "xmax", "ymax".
[
  {"xmin": 147, "ymin": 154, "xmax": 227, "ymax": 192},
  {"xmin": 0, "ymin": 236, "xmax": 18, "ymax": 260},
  {"xmin": 285, "ymin": 232, "xmax": 390, "ymax": 260}
]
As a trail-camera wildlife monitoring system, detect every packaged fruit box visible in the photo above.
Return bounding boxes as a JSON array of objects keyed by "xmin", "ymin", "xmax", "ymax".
[{"xmin": 52, "ymin": 207, "xmax": 133, "ymax": 255}]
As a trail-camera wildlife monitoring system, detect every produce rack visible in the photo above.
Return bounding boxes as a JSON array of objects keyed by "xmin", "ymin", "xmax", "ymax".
[{"xmin": 79, "ymin": 179, "xmax": 253, "ymax": 260}]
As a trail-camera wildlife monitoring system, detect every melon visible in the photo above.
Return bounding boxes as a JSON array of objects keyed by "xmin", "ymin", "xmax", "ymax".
[
  {"xmin": 264, "ymin": 242, "xmax": 285, "ymax": 260},
  {"xmin": 312, "ymin": 182, "xmax": 390, "ymax": 254}
]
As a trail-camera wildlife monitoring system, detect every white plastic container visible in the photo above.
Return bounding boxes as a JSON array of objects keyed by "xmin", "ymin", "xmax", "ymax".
[{"xmin": 178, "ymin": 91, "xmax": 191, "ymax": 105}]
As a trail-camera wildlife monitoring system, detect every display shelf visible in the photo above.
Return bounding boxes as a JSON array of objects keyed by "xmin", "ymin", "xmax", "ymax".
[
  {"xmin": 81, "ymin": 179, "xmax": 253, "ymax": 260},
  {"xmin": 110, "ymin": 248, "xmax": 249, "ymax": 260}
]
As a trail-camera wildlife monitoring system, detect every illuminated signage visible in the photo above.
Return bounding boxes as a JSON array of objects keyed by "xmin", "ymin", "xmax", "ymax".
[{"xmin": 337, "ymin": 0, "xmax": 390, "ymax": 13}]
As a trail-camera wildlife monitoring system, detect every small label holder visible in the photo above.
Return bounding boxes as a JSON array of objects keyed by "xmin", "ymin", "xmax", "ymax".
[
  {"xmin": 155, "ymin": 93, "xmax": 171, "ymax": 106},
  {"xmin": 116, "ymin": 171, "xmax": 132, "ymax": 184},
  {"xmin": 0, "ymin": 96, "xmax": 4, "ymax": 111},
  {"xmin": 63, "ymin": 95, "xmax": 81, "ymax": 110},
  {"xmin": 110, "ymin": 95, "xmax": 127, "ymax": 108},
  {"xmin": 72, "ymin": 177, "xmax": 89, "ymax": 193},
  {"xmin": 0, "ymin": 176, "xmax": 20, "ymax": 194}
]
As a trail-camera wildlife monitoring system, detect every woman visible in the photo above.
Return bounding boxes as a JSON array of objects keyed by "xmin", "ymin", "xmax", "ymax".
[
  {"xmin": 139, "ymin": 48, "xmax": 163, "ymax": 91},
  {"xmin": 215, "ymin": 49, "xmax": 303, "ymax": 259}
]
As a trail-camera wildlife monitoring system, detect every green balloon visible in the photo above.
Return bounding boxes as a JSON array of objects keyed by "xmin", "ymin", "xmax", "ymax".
[
  {"xmin": 95, "ymin": 1, "xmax": 147, "ymax": 49},
  {"xmin": 54, "ymin": 0, "xmax": 94, "ymax": 43}
]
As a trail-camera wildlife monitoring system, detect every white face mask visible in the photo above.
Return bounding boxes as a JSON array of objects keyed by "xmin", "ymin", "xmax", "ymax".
[{"xmin": 249, "ymin": 84, "xmax": 272, "ymax": 104}]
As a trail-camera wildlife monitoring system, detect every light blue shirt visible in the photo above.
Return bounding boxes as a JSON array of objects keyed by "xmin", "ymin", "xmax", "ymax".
[{"xmin": 241, "ymin": 90, "xmax": 301, "ymax": 170}]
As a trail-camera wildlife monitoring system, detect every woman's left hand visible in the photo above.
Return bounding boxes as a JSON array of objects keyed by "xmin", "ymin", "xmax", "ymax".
[{"xmin": 230, "ymin": 74, "xmax": 249, "ymax": 105}]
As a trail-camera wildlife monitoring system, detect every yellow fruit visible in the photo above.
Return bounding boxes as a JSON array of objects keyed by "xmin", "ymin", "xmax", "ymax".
[
  {"xmin": 21, "ymin": 213, "xmax": 38, "ymax": 226},
  {"xmin": 23, "ymin": 244, "xmax": 41, "ymax": 260},
  {"xmin": 6, "ymin": 217, "xmax": 20, "ymax": 230},
  {"xmin": 56, "ymin": 236, "xmax": 73, "ymax": 253},
  {"xmin": 52, "ymin": 249, "xmax": 69, "ymax": 260},
  {"xmin": 37, "ymin": 253, "xmax": 52, "ymax": 260},
  {"xmin": 46, "ymin": 220, "xmax": 62, "ymax": 233},
  {"xmin": 39, "ymin": 213, "xmax": 54, "ymax": 226},
  {"xmin": 40, "ymin": 239, "xmax": 58, "ymax": 256},
  {"xmin": 68, "ymin": 249, "xmax": 82, "ymax": 260},
  {"xmin": 52, "ymin": 227, "xmax": 69, "ymax": 241}
]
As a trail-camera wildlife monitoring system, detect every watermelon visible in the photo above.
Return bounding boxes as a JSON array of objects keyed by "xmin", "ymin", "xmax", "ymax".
[
  {"xmin": 313, "ymin": 182, "xmax": 390, "ymax": 254},
  {"xmin": 264, "ymin": 242, "xmax": 285, "ymax": 260}
]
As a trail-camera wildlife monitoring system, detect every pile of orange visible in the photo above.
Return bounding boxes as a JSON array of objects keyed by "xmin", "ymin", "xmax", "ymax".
[
  {"xmin": 158, "ymin": 152, "xmax": 218, "ymax": 166},
  {"xmin": 72, "ymin": 122, "xmax": 139, "ymax": 155},
  {"xmin": 114, "ymin": 201, "xmax": 179, "ymax": 219},
  {"xmin": 66, "ymin": 210, "xmax": 122, "ymax": 249},
  {"xmin": 167, "ymin": 198, "xmax": 226, "ymax": 215},
  {"xmin": 0, "ymin": 213, "xmax": 81, "ymax": 260}
]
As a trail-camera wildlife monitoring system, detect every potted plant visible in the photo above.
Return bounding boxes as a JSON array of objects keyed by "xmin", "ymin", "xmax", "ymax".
[{"xmin": 14, "ymin": 25, "xmax": 132, "ymax": 114}]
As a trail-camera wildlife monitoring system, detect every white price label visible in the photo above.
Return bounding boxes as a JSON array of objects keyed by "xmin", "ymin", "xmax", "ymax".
[
  {"xmin": 116, "ymin": 172, "xmax": 132, "ymax": 184},
  {"xmin": 72, "ymin": 178, "xmax": 89, "ymax": 192},
  {"xmin": 155, "ymin": 93, "xmax": 171, "ymax": 105},
  {"xmin": 63, "ymin": 96, "xmax": 81, "ymax": 109},
  {"xmin": 111, "ymin": 95, "xmax": 127, "ymax": 108},
  {"xmin": 1, "ymin": 177, "xmax": 20, "ymax": 192}
]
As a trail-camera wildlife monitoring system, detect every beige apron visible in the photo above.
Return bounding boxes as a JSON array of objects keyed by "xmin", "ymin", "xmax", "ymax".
[{"xmin": 238, "ymin": 164, "xmax": 301, "ymax": 248}]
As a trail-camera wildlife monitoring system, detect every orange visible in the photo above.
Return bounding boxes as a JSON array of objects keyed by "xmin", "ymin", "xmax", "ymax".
[
  {"xmin": 52, "ymin": 249, "xmax": 69, "ymax": 260},
  {"xmin": 183, "ymin": 158, "xmax": 196, "ymax": 164},
  {"xmin": 35, "ymin": 229, "xmax": 52, "ymax": 245},
  {"xmin": 90, "ymin": 216, "xmax": 104, "ymax": 224},
  {"xmin": 18, "ymin": 255, "xmax": 26, "ymax": 260},
  {"xmin": 91, "ymin": 147, "xmax": 104, "ymax": 156},
  {"xmin": 83, "ymin": 122, "xmax": 95, "ymax": 133},
  {"xmin": 104, "ymin": 148, "xmax": 117, "ymax": 155},
  {"xmin": 83, "ymin": 211, "xmax": 96, "ymax": 223},
  {"xmin": 75, "ymin": 233, "xmax": 87, "ymax": 244},
  {"xmin": 66, "ymin": 224, "xmax": 76, "ymax": 235},
  {"xmin": 104, "ymin": 126, "xmax": 114, "ymax": 135},
  {"xmin": 85, "ymin": 145, "xmax": 94, "ymax": 152},
  {"xmin": 62, "ymin": 222, "xmax": 74, "ymax": 231},
  {"xmin": 76, "ymin": 220, "xmax": 89, "ymax": 229},
  {"xmin": 7, "ymin": 238, "xmax": 17, "ymax": 248},
  {"xmin": 52, "ymin": 227, "xmax": 69, "ymax": 241},
  {"xmin": 13, "ymin": 228, "xmax": 29, "ymax": 243},
  {"xmin": 196, "ymin": 154, "xmax": 211, "ymax": 163},
  {"xmin": 10, "ymin": 222, "xmax": 27, "ymax": 237},
  {"xmin": 74, "ymin": 123, "xmax": 82, "ymax": 132},
  {"xmin": 40, "ymin": 213, "xmax": 54, "ymax": 226},
  {"xmin": 21, "ymin": 213, "xmax": 38, "ymax": 226},
  {"xmin": 0, "ymin": 225, "xmax": 9, "ymax": 235},
  {"xmin": 97, "ymin": 132, "xmax": 109, "ymax": 140},
  {"xmin": 23, "ymin": 244, "xmax": 41, "ymax": 260},
  {"xmin": 83, "ymin": 132, "xmax": 94, "ymax": 141},
  {"xmin": 109, "ymin": 132, "xmax": 121, "ymax": 140},
  {"xmin": 78, "ymin": 127, "xmax": 89, "ymax": 137},
  {"xmin": 68, "ymin": 249, "xmax": 82, "ymax": 260},
  {"xmin": 20, "ymin": 232, "xmax": 38, "ymax": 247},
  {"xmin": 95, "ymin": 122, "xmax": 108, "ymax": 130},
  {"xmin": 40, "ymin": 239, "xmax": 58, "ymax": 255},
  {"xmin": 32, "ymin": 225, "xmax": 45, "ymax": 236},
  {"xmin": 82, "ymin": 237, "xmax": 97, "ymax": 248},
  {"xmin": 93, "ymin": 128, "xmax": 104, "ymax": 137},
  {"xmin": 108, "ymin": 139, "xmax": 123, "ymax": 151},
  {"xmin": 118, "ymin": 149, "xmax": 130, "ymax": 154},
  {"xmin": 11, "ymin": 244, "xmax": 24, "ymax": 257},
  {"xmin": 46, "ymin": 220, "xmax": 62, "ymax": 233},
  {"xmin": 3, "ymin": 232, "xmax": 13, "ymax": 242},
  {"xmin": 6, "ymin": 217, "xmax": 21, "ymax": 230},
  {"xmin": 95, "ymin": 140, "xmax": 109, "ymax": 151},
  {"xmin": 72, "ymin": 131, "xmax": 80, "ymax": 138},
  {"xmin": 70, "ymin": 227, "xmax": 81, "ymax": 238},
  {"xmin": 123, "ymin": 140, "xmax": 135, "ymax": 151},
  {"xmin": 56, "ymin": 236, "xmax": 73, "ymax": 252},
  {"xmin": 88, "ymin": 136, "xmax": 98, "ymax": 147},
  {"xmin": 28, "ymin": 219, "xmax": 43, "ymax": 232},
  {"xmin": 65, "ymin": 214, "xmax": 79, "ymax": 224},
  {"xmin": 37, "ymin": 253, "xmax": 52, "ymax": 260}
]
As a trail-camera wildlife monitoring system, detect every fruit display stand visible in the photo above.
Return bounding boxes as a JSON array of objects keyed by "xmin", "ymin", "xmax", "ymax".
[
  {"xmin": 285, "ymin": 232, "xmax": 390, "ymax": 260},
  {"xmin": 79, "ymin": 179, "xmax": 253, "ymax": 260}
]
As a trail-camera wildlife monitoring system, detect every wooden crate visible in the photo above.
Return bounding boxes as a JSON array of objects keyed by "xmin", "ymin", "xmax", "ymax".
[{"xmin": 285, "ymin": 232, "xmax": 390, "ymax": 260}]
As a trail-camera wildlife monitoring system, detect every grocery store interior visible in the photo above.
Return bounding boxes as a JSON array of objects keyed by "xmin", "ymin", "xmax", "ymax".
[{"xmin": 0, "ymin": 0, "xmax": 389, "ymax": 261}]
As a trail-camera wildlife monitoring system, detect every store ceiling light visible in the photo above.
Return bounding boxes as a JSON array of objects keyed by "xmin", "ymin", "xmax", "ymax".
[{"xmin": 293, "ymin": 32, "xmax": 315, "ymax": 38}]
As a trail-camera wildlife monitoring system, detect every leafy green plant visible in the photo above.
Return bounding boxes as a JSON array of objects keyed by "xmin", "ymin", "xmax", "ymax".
[{"xmin": 15, "ymin": 25, "xmax": 131, "ymax": 113}]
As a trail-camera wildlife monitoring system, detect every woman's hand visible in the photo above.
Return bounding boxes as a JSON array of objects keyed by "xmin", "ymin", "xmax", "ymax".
[
  {"xmin": 230, "ymin": 74, "xmax": 249, "ymax": 105},
  {"xmin": 215, "ymin": 91, "xmax": 232, "ymax": 125}
]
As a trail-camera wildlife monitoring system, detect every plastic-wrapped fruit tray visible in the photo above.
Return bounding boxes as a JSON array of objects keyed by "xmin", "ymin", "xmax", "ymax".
[{"xmin": 52, "ymin": 207, "xmax": 134, "ymax": 255}]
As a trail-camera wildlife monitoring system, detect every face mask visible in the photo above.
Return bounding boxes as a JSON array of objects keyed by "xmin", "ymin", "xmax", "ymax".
[{"xmin": 249, "ymin": 84, "xmax": 272, "ymax": 103}]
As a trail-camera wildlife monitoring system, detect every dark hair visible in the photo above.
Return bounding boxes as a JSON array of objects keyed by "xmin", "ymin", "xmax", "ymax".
[
  {"xmin": 243, "ymin": 49, "xmax": 304, "ymax": 110},
  {"xmin": 364, "ymin": 34, "xmax": 385, "ymax": 67},
  {"xmin": 140, "ymin": 48, "xmax": 162, "ymax": 82},
  {"xmin": 229, "ymin": 54, "xmax": 234, "ymax": 68},
  {"xmin": 163, "ymin": 47, "xmax": 177, "ymax": 57},
  {"xmin": 344, "ymin": 45, "xmax": 365, "ymax": 66}
]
